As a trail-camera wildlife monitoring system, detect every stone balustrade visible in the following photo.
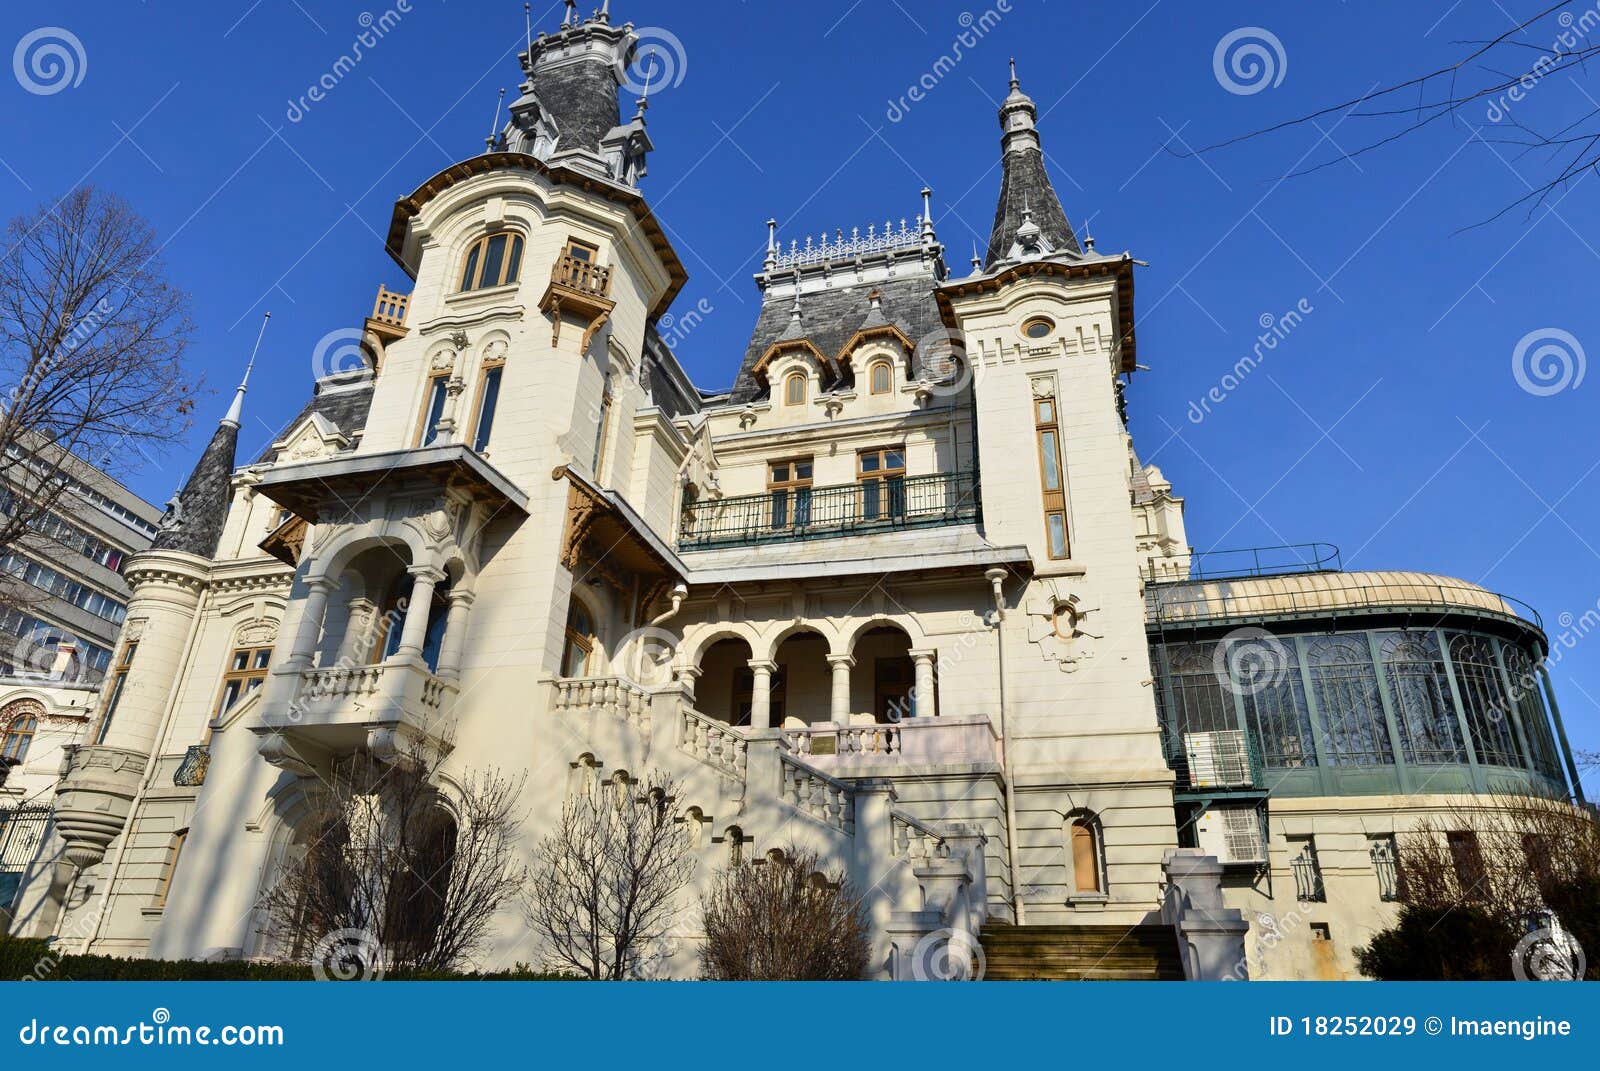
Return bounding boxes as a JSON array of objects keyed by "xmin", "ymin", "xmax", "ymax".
[
  {"xmin": 780, "ymin": 716, "xmax": 1000, "ymax": 769},
  {"xmin": 677, "ymin": 705, "xmax": 747, "ymax": 781},
  {"xmin": 779, "ymin": 753, "xmax": 855, "ymax": 834},
  {"xmin": 555, "ymin": 675, "xmax": 652, "ymax": 737}
]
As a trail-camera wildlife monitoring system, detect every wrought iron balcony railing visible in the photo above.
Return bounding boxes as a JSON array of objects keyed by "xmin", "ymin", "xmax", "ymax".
[
  {"xmin": 173, "ymin": 744, "xmax": 210, "ymax": 787},
  {"xmin": 678, "ymin": 471, "xmax": 979, "ymax": 551}
]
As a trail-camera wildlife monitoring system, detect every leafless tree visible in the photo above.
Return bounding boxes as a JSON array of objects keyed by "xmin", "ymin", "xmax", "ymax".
[
  {"xmin": 0, "ymin": 186, "xmax": 195, "ymax": 585},
  {"xmin": 1195, "ymin": 4, "xmax": 1600, "ymax": 225},
  {"xmin": 526, "ymin": 769, "xmax": 692, "ymax": 979},
  {"xmin": 700, "ymin": 847, "xmax": 870, "ymax": 981},
  {"xmin": 259, "ymin": 750, "xmax": 527, "ymax": 975}
]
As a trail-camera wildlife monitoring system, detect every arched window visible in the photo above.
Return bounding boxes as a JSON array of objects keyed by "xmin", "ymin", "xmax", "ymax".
[
  {"xmin": 1069, "ymin": 816, "xmax": 1103, "ymax": 893},
  {"xmin": 470, "ymin": 347, "xmax": 506, "ymax": 453},
  {"xmin": 458, "ymin": 232, "xmax": 525, "ymax": 293},
  {"xmin": 561, "ymin": 601, "xmax": 596, "ymax": 677},
  {"xmin": 784, "ymin": 371, "xmax": 807, "ymax": 406},
  {"xmin": 868, "ymin": 359, "xmax": 892, "ymax": 395},
  {"xmin": 2, "ymin": 708, "xmax": 39, "ymax": 763}
]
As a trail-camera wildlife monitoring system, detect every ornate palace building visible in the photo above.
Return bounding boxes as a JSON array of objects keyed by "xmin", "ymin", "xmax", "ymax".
[{"xmin": 5, "ymin": 7, "xmax": 1583, "ymax": 980}]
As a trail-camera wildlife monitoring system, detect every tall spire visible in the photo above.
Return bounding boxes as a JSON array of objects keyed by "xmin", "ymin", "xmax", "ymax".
[
  {"xmin": 984, "ymin": 62, "xmax": 1080, "ymax": 268},
  {"xmin": 223, "ymin": 312, "xmax": 268, "ymax": 428}
]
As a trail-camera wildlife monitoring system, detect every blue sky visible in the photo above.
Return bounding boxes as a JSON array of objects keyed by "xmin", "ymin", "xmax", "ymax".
[{"xmin": 3, "ymin": 1, "xmax": 1597, "ymax": 763}]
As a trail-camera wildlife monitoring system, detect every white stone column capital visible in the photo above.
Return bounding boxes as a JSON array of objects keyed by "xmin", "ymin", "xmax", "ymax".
[
  {"xmin": 407, "ymin": 564, "xmax": 449, "ymax": 585},
  {"xmin": 826, "ymin": 653, "xmax": 856, "ymax": 669}
]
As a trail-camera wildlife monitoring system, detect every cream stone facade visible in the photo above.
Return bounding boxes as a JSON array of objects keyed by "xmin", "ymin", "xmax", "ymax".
[{"xmin": 6, "ymin": 9, "xmax": 1583, "ymax": 980}]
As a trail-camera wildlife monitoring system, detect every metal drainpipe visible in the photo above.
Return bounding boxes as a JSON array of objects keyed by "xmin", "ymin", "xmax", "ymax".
[{"xmin": 986, "ymin": 566, "xmax": 1025, "ymax": 926}]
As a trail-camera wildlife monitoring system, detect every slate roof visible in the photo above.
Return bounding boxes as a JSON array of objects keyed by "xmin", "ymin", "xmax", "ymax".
[
  {"xmin": 728, "ymin": 275, "xmax": 946, "ymax": 404},
  {"xmin": 254, "ymin": 379, "xmax": 376, "ymax": 465},
  {"xmin": 985, "ymin": 147, "xmax": 1080, "ymax": 268},
  {"xmin": 541, "ymin": 59, "xmax": 623, "ymax": 157},
  {"xmin": 150, "ymin": 420, "xmax": 238, "ymax": 558}
]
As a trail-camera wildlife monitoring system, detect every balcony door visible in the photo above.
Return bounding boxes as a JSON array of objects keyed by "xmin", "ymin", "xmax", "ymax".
[
  {"xmin": 767, "ymin": 459, "xmax": 813, "ymax": 533},
  {"xmin": 858, "ymin": 447, "xmax": 906, "ymax": 524}
]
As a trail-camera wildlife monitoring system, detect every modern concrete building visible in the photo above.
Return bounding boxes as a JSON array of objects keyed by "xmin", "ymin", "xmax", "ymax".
[{"xmin": 7, "ymin": 8, "xmax": 1583, "ymax": 979}]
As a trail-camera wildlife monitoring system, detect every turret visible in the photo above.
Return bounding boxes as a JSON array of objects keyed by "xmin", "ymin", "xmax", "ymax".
[{"xmin": 985, "ymin": 61, "xmax": 1081, "ymax": 268}]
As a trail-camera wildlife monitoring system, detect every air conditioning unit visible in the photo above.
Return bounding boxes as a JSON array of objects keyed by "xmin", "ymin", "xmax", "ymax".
[
  {"xmin": 1183, "ymin": 729, "xmax": 1252, "ymax": 788},
  {"xmin": 1195, "ymin": 805, "xmax": 1267, "ymax": 865}
]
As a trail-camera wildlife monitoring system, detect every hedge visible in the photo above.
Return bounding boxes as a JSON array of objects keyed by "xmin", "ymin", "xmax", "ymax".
[{"xmin": 0, "ymin": 937, "xmax": 576, "ymax": 981}]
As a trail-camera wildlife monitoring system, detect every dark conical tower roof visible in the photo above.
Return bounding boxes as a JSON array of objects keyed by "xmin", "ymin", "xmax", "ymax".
[
  {"xmin": 150, "ymin": 372, "xmax": 248, "ymax": 558},
  {"xmin": 984, "ymin": 62, "xmax": 1080, "ymax": 268}
]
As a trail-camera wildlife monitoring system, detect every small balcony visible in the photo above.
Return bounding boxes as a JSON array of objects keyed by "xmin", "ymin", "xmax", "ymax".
[
  {"xmin": 255, "ymin": 659, "xmax": 459, "ymax": 774},
  {"xmin": 362, "ymin": 284, "xmax": 411, "ymax": 370},
  {"xmin": 540, "ymin": 254, "xmax": 615, "ymax": 351},
  {"xmin": 679, "ymin": 471, "xmax": 979, "ymax": 551}
]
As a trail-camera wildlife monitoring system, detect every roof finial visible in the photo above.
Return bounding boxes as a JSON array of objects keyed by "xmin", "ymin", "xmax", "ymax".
[
  {"xmin": 635, "ymin": 57, "xmax": 654, "ymax": 119},
  {"xmin": 524, "ymin": 3, "xmax": 533, "ymax": 58},
  {"xmin": 599, "ymin": 0, "xmax": 611, "ymax": 20},
  {"xmin": 1009, "ymin": 56, "xmax": 1019, "ymax": 91},
  {"xmin": 971, "ymin": 240, "xmax": 982, "ymax": 272},
  {"xmin": 485, "ymin": 87, "xmax": 506, "ymax": 152},
  {"xmin": 1082, "ymin": 218, "xmax": 1095, "ymax": 251},
  {"xmin": 563, "ymin": 0, "xmax": 577, "ymax": 27},
  {"xmin": 224, "ymin": 312, "xmax": 270, "ymax": 428}
]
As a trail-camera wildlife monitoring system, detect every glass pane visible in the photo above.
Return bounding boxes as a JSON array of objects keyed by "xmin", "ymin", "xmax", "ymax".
[
  {"xmin": 421, "ymin": 379, "xmax": 448, "ymax": 446},
  {"xmin": 861, "ymin": 453, "xmax": 880, "ymax": 473},
  {"xmin": 231, "ymin": 651, "xmax": 249, "ymax": 671},
  {"xmin": 886, "ymin": 449, "xmax": 904, "ymax": 470},
  {"xmin": 479, "ymin": 234, "xmax": 507, "ymax": 288},
  {"xmin": 253, "ymin": 650, "xmax": 272, "ymax": 669},
  {"xmin": 220, "ymin": 680, "xmax": 243, "ymax": 713},
  {"xmin": 1047, "ymin": 513, "xmax": 1068, "ymax": 558},
  {"xmin": 1307, "ymin": 636, "xmax": 1394, "ymax": 765},
  {"xmin": 1447, "ymin": 634, "xmax": 1525, "ymax": 768},
  {"xmin": 770, "ymin": 490, "xmax": 789, "ymax": 529},
  {"xmin": 1377, "ymin": 631, "xmax": 1464, "ymax": 764},
  {"xmin": 505, "ymin": 236, "xmax": 523, "ymax": 284},
  {"xmin": 459, "ymin": 244, "xmax": 481, "ymax": 291},
  {"xmin": 795, "ymin": 461, "xmax": 812, "ymax": 480},
  {"xmin": 770, "ymin": 463, "xmax": 788, "ymax": 483},
  {"xmin": 794, "ymin": 488, "xmax": 811, "ymax": 526},
  {"xmin": 862, "ymin": 480, "xmax": 881, "ymax": 520},
  {"xmin": 474, "ymin": 367, "xmax": 503, "ymax": 452},
  {"xmin": 568, "ymin": 243, "xmax": 593, "ymax": 262},
  {"xmin": 1037, "ymin": 400, "xmax": 1054, "ymax": 424},
  {"xmin": 1039, "ymin": 431, "xmax": 1062, "ymax": 491}
]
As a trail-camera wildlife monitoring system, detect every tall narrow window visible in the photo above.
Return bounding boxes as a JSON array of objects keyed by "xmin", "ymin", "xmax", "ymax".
[
  {"xmin": 767, "ymin": 459, "xmax": 813, "ymax": 531},
  {"xmin": 1376, "ymin": 631, "xmax": 1465, "ymax": 764},
  {"xmin": 1448, "ymin": 830, "xmax": 1486, "ymax": 900},
  {"xmin": 858, "ymin": 447, "xmax": 906, "ymax": 523},
  {"xmin": 784, "ymin": 371, "xmax": 807, "ymax": 406},
  {"xmin": 1290, "ymin": 838, "xmax": 1326, "ymax": 902},
  {"xmin": 1070, "ymin": 818, "xmax": 1103, "ymax": 893},
  {"xmin": 1447, "ymin": 634, "xmax": 1525, "ymax": 769},
  {"xmin": 458, "ymin": 232, "xmax": 524, "ymax": 292},
  {"xmin": 591, "ymin": 388, "xmax": 613, "ymax": 478},
  {"xmin": 1305, "ymin": 635, "xmax": 1394, "ymax": 766},
  {"xmin": 1369, "ymin": 835, "xmax": 1401, "ymax": 902},
  {"xmin": 153, "ymin": 829, "xmax": 187, "ymax": 908},
  {"xmin": 1033, "ymin": 392, "xmax": 1069, "ymax": 558},
  {"xmin": 868, "ymin": 359, "xmax": 892, "ymax": 395},
  {"xmin": 561, "ymin": 602, "xmax": 596, "ymax": 678},
  {"xmin": 1, "ymin": 709, "xmax": 38, "ymax": 763},
  {"xmin": 471, "ymin": 351, "xmax": 505, "ymax": 453},
  {"xmin": 416, "ymin": 373, "xmax": 449, "ymax": 447},
  {"xmin": 94, "ymin": 642, "xmax": 138, "ymax": 745}
]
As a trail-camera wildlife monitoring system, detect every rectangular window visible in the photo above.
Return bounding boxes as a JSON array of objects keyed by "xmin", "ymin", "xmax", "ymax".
[
  {"xmin": 1033, "ymin": 393, "xmax": 1070, "ymax": 558},
  {"xmin": 212, "ymin": 645, "xmax": 273, "ymax": 735},
  {"xmin": 153, "ymin": 829, "xmax": 187, "ymax": 908},
  {"xmin": 857, "ymin": 447, "xmax": 906, "ymax": 523},
  {"xmin": 1290, "ymin": 838, "xmax": 1326, "ymax": 902},
  {"xmin": 1369, "ymin": 835, "xmax": 1401, "ymax": 902},
  {"xmin": 591, "ymin": 389, "xmax": 613, "ymax": 479},
  {"xmin": 416, "ymin": 374, "xmax": 450, "ymax": 447},
  {"xmin": 472, "ymin": 364, "xmax": 504, "ymax": 453},
  {"xmin": 94, "ymin": 641, "xmax": 138, "ymax": 745},
  {"xmin": 767, "ymin": 459, "xmax": 813, "ymax": 531}
]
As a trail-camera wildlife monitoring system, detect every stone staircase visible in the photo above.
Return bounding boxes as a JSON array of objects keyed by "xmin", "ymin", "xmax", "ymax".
[{"xmin": 978, "ymin": 923, "xmax": 1185, "ymax": 980}]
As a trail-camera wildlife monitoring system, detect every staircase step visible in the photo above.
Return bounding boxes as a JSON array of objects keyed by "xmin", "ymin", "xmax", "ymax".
[{"xmin": 978, "ymin": 923, "xmax": 1184, "ymax": 982}]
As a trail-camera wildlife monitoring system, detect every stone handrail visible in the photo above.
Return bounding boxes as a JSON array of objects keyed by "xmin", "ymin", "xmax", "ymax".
[
  {"xmin": 299, "ymin": 664, "xmax": 384, "ymax": 701},
  {"xmin": 890, "ymin": 809, "xmax": 948, "ymax": 861},
  {"xmin": 784, "ymin": 723, "xmax": 899, "ymax": 757},
  {"xmin": 677, "ymin": 705, "xmax": 747, "ymax": 781},
  {"xmin": 779, "ymin": 753, "xmax": 855, "ymax": 834},
  {"xmin": 555, "ymin": 675, "xmax": 652, "ymax": 737}
]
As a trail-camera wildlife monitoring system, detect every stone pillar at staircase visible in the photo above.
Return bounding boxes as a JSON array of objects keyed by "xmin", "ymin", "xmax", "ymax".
[{"xmin": 1162, "ymin": 848, "xmax": 1251, "ymax": 980}]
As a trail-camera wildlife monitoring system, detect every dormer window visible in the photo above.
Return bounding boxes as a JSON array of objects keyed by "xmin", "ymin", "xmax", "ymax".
[
  {"xmin": 868, "ymin": 359, "xmax": 893, "ymax": 395},
  {"xmin": 459, "ymin": 232, "xmax": 525, "ymax": 293},
  {"xmin": 784, "ymin": 371, "xmax": 807, "ymax": 406}
]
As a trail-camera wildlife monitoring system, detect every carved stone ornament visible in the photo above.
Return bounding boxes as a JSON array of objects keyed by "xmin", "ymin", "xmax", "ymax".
[
  {"xmin": 1023, "ymin": 582, "xmax": 1101, "ymax": 673},
  {"xmin": 481, "ymin": 338, "xmax": 509, "ymax": 364},
  {"xmin": 1030, "ymin": 376, "xmax": 1057, "ymax": 400},
  {"xmin": 235, "ymin": 619, "xmax": 280, "ymax": 648},
  {"xmin": 429, "ymin": 345, "xmax": 457, "ymax": 372}
]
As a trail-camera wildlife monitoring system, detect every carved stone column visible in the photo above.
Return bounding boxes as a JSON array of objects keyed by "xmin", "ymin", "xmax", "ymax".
[
  {"xmin": 827, "ymin": 655, "xmax": 855, "ymax": 725},
  {"xmin": 395, "ymin": 566, "xmax": 446, "ymax": 661},
  {"xmin": 286, "ymin": 576, "xmax": 337, "ymax": 669},
  {"xmin": 434, "ymin": 589, "xmax": 477, "ymax": 680},
  {"xmin": 909, "ymin": 648, "xmax": 938, "ymax": 719},
  {"xmin": 748, "ymin": 659, "xmax": 777, "ymax": 730}
]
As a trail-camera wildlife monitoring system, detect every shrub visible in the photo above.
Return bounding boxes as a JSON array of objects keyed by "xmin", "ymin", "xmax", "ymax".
[{"xmin": 700, "ymin": 848, "xmax": 869, "ymax": 981}]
